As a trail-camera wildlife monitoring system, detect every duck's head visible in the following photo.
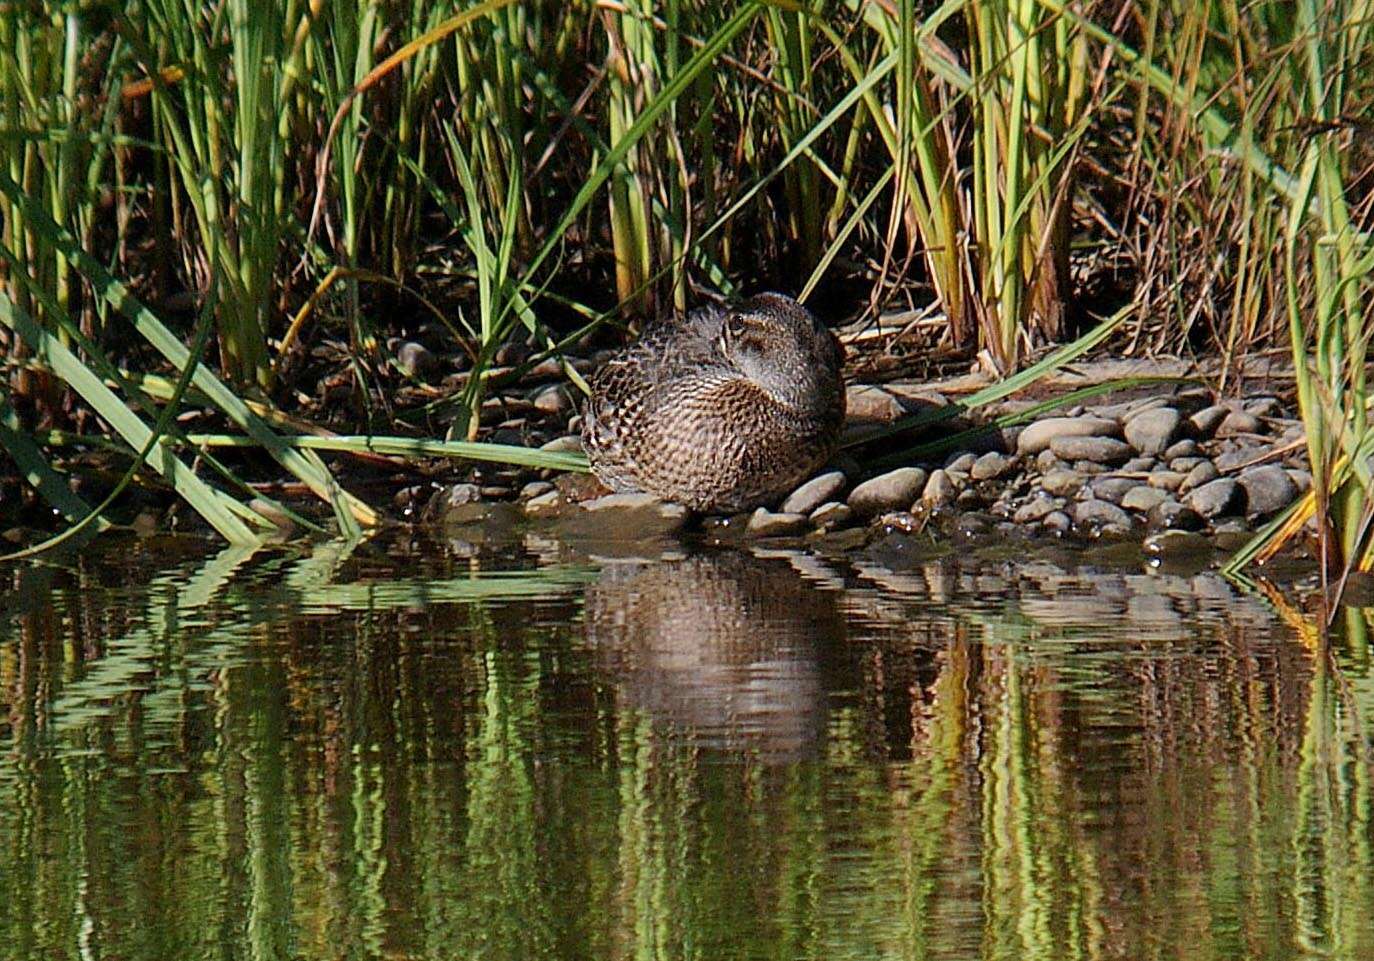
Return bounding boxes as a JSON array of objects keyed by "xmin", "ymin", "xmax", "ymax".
[{"xmin": 718, "ymin": 293, "xmax": 844, "ymax": 415}]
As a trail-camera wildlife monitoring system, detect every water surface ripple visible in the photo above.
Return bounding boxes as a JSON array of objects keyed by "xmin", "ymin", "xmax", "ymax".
[{"xmin": 1, "ymin": 531, "xmax": 1369, "ymax": 961}]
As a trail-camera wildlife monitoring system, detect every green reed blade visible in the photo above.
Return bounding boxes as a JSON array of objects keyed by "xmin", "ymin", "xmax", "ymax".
[
  {"xmin": 183, "ymin": 433, "xmax": 590, "ymax": 473},
  {"xmin": 0, "ymin": 167, "xmax": 377, "ymax": 529},
  {"xmin": 1034, "ymin": 0, "xmax": 1305, "ymax": 209},
  {"xmin": 500, "ymin": 1, "xmax": 763, "ymax": 333},
  {"xmin": 0, "ymin": 393, "xmax": 106, "ymax": 528},
  {"xmin": 844, "ymin": 303, "xmax": 1133, "ymax": 448},
  {"xmin": 800, "ymin": 166, "xmax": 895, "ymax": 303},
  {"xmin": 866, "ymin": 376, "xmax": 1199, "ymax": 469},
  {"xmin": 0, "ymin": 293, "xmax": 259, "ymax": 544}
]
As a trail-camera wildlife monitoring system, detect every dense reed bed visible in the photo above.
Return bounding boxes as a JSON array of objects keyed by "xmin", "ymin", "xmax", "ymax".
[{"xmin": 0, "ymin": 1, "xmax": 1372, "ymax": 579}]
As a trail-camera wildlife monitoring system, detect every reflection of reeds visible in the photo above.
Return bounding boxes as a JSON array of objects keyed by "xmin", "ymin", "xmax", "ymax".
[{"xmin": 7, "ymin": 546, "xmax": 1374, "ymax": 957}]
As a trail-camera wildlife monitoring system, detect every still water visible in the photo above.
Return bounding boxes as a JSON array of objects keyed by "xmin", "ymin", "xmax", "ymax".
[{"xmin": 2, "ymin": 525, "xmax": 1372, "ymax": 960}]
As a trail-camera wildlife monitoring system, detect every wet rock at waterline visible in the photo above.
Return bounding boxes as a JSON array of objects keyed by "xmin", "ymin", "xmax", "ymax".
[
  {"xmin": 747, "ymin": 509, "xmax": 809, "ymax": 538},
  {"xmin": 1147, "ymin": 500, "xmax": 1206, "ymax": 532},
  {"xmin": 922, "ymin": 469, "xmax": 958, "ymax": 508},
  {"xmin": 781, "ymin": 471, "xmax": 848, "ymax": 516},
  {"xmin": 520, "ymin": 480, "xmax": 555, "ymax": 500},
  {"xmin": 557, "ymin": 492, "xmax": 691, "ymax": 542},
  {"xmin": 848, "ymin": 468, "xmax": 929, "ymax": 519},
  {"xmin": 1088, "ymin": 476, "xmax": 1141, "ymax": 505},
  {"xmin": 1121, "ymin": 486, "xmax": 1169, "ymax": 513},
  {"xmin": 1042, "ymin": 510, "xmax": 1073, "ymax": 535},
  {"xmin": 423, "ymin": 483, "xmax": 483, "ymax": 524},
  {"xmin": 583, "ymin": 492, "xmax": 686, "ymax": 515},
  {"xmin": 1013, "ymin": 496, "xmax": 1063, "ymax": 525},
  {"xmin": 1143, "ymin": 530, "xmax": 1213, "ymax": 560},
  {"xmin": 971, "ymin": 451, "xmax": 1014, "ymax": 481},
  {"xmin": 524, "ymin": 489, "xmax": 562, "ymax": 516},
  {"xmin": 1040, "ymin": 469, "xmax": 1085, "ymax": 497},
  {"xmin": 1185, "ymin": 479, "xmax": 1244, "ymax": 519},
  {"xmin": 809, "ymin": 501, "xmax": 853, "ymax": 531},
  {"xmin": 1238, "ymin": 465, "xmax": 1299, "ymax": 517},
  {"xmin": 1074, "ymin": 499, "xmax": 1134, "ymax": 535}
]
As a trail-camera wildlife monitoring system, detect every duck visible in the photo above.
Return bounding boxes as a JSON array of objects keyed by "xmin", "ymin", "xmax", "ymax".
[{"xmin": 581, "ymin": 292, "xmax": 846, "ymax": 513}]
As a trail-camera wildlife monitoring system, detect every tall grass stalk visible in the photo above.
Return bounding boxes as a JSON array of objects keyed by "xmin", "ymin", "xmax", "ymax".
[
  {"xmin": 835, "ymin": 0, "xmax": 971, "ymax": 340},
  {"xmin": 763, "ymin": 4, "xmax": 824, "ymax": 271},
  {"xmin": 0, "ymin": 291, "xmax": 263, "ymax": 544},
  {"xmin": 133, "ymin": 0, "xmax": 298, "ymax": 388},
  {"xmin": 1, "ymin": 7, "xmax": 122, "ymax": 388},
  {"xmin": 0, "ymin": 169, "xmax": 376, "ymax": 534},
  {"xmin": 312, "ymin": 0, "xmax": 378, "ymax": 358},
  {"xmin": 1280, "ymin": 94, "xmax": 1370, "ymax": 580},
  {"xmin": 603, "ymin": 2, "xmax": 659, "ymax": 313},
  {"xmin": 966, "ymin": 0, "xmax": 1089, "ymax": 371},
  {"xmin": 1218, "ymin": 0, "xmax": 1374, "ymax": 585}
]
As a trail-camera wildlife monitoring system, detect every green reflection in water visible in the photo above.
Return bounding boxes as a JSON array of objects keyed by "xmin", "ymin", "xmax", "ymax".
[{"xmin": 2, "ymin": 536, "xmax": 1374, "ymax": 960}]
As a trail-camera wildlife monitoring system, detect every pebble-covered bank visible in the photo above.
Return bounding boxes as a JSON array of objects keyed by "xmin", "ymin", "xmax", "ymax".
[{"xmin": 419, "ymin": 379, "xmax": 1309, "ymax": 560}]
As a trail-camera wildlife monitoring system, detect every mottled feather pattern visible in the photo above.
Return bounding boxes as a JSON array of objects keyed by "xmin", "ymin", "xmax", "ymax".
[{"xmin": 581, "ymin": 294, "xmax": 845, "ymax": 513}]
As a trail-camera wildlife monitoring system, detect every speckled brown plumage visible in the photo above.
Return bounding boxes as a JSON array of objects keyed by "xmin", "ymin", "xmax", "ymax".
[{"xmin": 581, "ymin": 292, "xmax": 845, "ymax": 513}]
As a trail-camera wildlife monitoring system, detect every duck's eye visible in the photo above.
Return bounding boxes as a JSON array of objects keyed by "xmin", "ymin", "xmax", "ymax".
[{"xmin": 724, "ymin": 314, "xmax": 748, "ymax": 341}]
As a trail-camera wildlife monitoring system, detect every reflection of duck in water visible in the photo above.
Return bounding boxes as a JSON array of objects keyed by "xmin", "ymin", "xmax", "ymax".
[
  {"xmin": 581, "ymin": 293, "xmax": 846, "ymax": 513},
  {"xmin": 583, "ymin": 551, "xmax": 843, "ymax": 762}
]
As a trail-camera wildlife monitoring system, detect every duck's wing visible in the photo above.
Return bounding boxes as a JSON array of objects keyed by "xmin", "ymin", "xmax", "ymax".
[{"xmin": 581, "ymin": 341, "xmax": 698, "ymax": 491}]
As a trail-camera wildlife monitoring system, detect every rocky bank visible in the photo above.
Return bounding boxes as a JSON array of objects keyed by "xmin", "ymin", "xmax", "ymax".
[{"xmin": 421, "ymin": 377, "xmax": 1310, "ymax": 562}]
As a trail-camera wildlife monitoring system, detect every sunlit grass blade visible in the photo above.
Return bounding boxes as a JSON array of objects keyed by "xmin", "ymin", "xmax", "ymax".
[
  {"xmin": 1221, "ymin": 496, "xmax": 1310, "ymax": 577},
  {"xmin": 800, "ymin": 166, "xmax": 895, "ymax": 303},
  {"xmin": 1034, "ymin": 0, "xmax": 1305, "ymax": 206},
  {"xmin": 0, "ymin": 168, "xmax": 377, "ymax": 528},
  {"xmin": 183, "ymin": 433, "xmax": 589, "ymax": 473},
  {"xmin": 2, "ymin": 268, "xmax": 242, "ymax": 556},
  {"xmin": 1217, "ymin": 0, "xmax": 1374, "ymax": 579},
  {"xmin": 304, "ymin": 0, "xmax": 521, "ymax": 252},
  {"xmin": 499, "ymin": 2, "xmax": 763, "ymax": 334},
  {"xmin": 866, "ymin": 375, "xmax": 1198, "ymax": 468},
  {"xmin": 0, "ymin": 293, "xmax": 261, "ymax": 544}
]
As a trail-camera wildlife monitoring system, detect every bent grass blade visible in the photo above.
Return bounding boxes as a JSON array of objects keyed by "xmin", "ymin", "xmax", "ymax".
[
  {"xmin": 184, "ymin": 433, "xmax": 590, "ymax": 473},
  {"xmin": 0, "ymin": 168, "xmax": 378, "ymax": 529},
  {"xmin": 0, "ymin": 293, "xmax": 262, "ymax": 544},
  {"xmin": 0, "ymin": 394, "xmax": 107, "ymax": 529},
  {"xmin": 844, "ymin": 302, "xmax": 1134, "ymax": 450}
]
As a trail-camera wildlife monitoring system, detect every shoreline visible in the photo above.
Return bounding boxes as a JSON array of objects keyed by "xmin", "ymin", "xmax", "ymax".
[
  {"xmin": 2, "ymin": 348, "xmax": 1313, "ymax": 561},
  {"xmin": 457, "ymin": 376, "xmax": 1313, "ymax": 565}
]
